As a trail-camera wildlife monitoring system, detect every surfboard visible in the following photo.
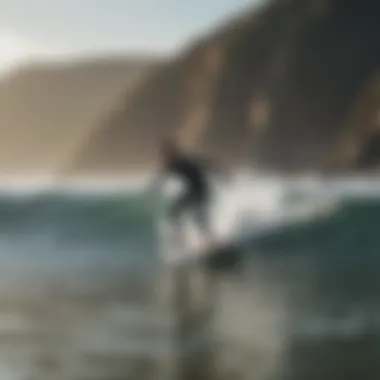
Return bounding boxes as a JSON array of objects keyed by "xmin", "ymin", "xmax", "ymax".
[{"xmin": 160, "ymin": 218, "xmax": 244, "ymax": 273}]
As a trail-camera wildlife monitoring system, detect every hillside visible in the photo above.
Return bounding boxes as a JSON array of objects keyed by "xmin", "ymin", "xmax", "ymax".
[
  {"xmin": 0, "ymin": 57, "xmax": 156, "ymax": 174},
  {"xmin": 68, "ymin": 0, "xmax": 380, "ymax": 175}
]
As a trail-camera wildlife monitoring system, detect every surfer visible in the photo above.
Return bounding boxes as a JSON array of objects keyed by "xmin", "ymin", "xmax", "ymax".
[{"xmin": 148, "ymin": 139, "xmax": 227, "ymax": 250}]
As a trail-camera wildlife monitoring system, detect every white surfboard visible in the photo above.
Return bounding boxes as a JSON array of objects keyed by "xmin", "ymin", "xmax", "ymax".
[{"xmin": 157, "ymin": 197, "xmax": 244, "ymax": 267}]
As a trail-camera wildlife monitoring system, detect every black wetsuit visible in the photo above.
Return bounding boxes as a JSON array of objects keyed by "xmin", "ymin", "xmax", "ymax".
[{"xmin": 165, "ymin": 155, "xmax": 211, "ymax": 232}]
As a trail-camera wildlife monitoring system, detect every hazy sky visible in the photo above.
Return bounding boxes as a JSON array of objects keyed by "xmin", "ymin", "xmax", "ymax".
[{"xmin": 0, "ymin": 0, "xmax": 262, "ymax": 73}]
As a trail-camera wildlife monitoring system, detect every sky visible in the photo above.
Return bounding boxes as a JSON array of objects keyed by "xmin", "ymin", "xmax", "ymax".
[{"xmin": 0, "ymin": 0, "xmax": 262, "ymax": 74}]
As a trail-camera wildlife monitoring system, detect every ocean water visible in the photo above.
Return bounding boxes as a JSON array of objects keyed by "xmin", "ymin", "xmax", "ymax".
[{"xmin": 0, "ymin": 177, "xmax": 379, "ymax": 379}]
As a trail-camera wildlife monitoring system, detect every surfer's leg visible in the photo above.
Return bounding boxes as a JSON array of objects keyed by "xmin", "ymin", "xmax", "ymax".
[
  {"xmin": 193, "ymin": 198, "xmax": 214, "ymax": 248},
  {"xmin": 168, "ymin": 194, "xmax": 191, "ymax": 222},
  {"xmin": 167, "ymin": 194, "xmax": 192, "ymax": 247},
  {"xmin": 168, "ymin": 195, "xmax": 190, "ymax": 241}
]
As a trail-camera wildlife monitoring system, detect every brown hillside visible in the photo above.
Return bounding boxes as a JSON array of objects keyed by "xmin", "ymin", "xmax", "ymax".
[
  {"xmin": 69, "ymin": 0, "xmax": 380, "ymax": 175},
  {"xmin": 0, "ymin": 57, "xmax": 156, "ymax": 174}
]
